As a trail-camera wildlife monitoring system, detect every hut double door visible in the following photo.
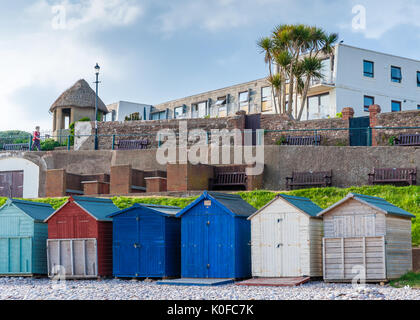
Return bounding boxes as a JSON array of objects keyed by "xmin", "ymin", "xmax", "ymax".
[
  {"xmin": 0, "ymin": 237, "xmax": 32, "ymax": 274},
  {"xmin": 114, "ymin": 215, "xmax": 165, "ymax": 277},
  {"xmin": 183, "ymin": 210, "xmax": 232, "ymax": 278},
  {"xmin": 256, "ymin": 213, "xmax": 301, "ymax": 277}
]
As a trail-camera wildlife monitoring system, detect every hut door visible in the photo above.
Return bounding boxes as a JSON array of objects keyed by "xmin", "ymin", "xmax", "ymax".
[
  {"xmin": 207, "ymin": 213, "xmax": 231, "ymax": 278},
  {"xmin": 138, "ymin": 215, "xmax": 165, "ymax": 277},
  {"xmin": 258, "ymin": 213, "xmax": 282, "ymax": 277},
  {"xmin": 280, "ymin": 213, "xmax": 301, "ymax": 276},
  {"xmin": 0, "ymin": 237, "xmax": 32, "ymax": 274},
  {"xmin": 113, "ymin": 217, "xmax": 139, "ymax": 277}
]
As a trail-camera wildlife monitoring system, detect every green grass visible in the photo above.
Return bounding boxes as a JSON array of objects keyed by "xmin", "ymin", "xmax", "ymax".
[
  {"xmin": 390, "ymin": 272, "xmax": 420, "ymax": 288},
  {"xmin": 0, "ymin": 185, "xmax": 418, "ymax": 244}
]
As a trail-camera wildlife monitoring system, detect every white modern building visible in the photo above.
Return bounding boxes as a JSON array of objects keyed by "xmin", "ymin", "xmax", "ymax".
[
  {"xmin": 107, "ymin": 44, "xmax": 420, "ymax": 121},
  {"xmin": 306, "ymin": 44, "xmax": 420, "ymax": 119},
  {"xmin": 106, "ymin": 101, "xmax": 153, "ymax": 121}
]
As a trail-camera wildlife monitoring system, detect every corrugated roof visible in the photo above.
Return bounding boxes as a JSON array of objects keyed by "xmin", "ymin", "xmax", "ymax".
[
  {"xmin": 108, "ymin": 203, "xmax": 181, "ymax": 218},
  {"xmin": 72, "ymin": 196, "xmax": 119, "ymax": 221},
  {"xmin": 10, "ymin": 199, "xmax": 55, "ymax": 222},
  {"xmin": 176, "ymin": 191, "xmax": 256, "ymax": 218},
  {"xmin": 277, "ymin": 194, "xmax": 323, "ymax": 217},
  {"xmin": 351, "ymin": 193, "xmax": 415, "ymax": 218}
]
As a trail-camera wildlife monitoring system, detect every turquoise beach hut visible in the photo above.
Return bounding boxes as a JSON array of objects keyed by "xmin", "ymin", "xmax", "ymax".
[{"xmin": 0, "ymin": 199, "xmax": 54, "ymax": 276}]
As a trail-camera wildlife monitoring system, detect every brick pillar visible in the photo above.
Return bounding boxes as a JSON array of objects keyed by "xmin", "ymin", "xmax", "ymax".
[
  {"xmin": 369, "ymin": 104, "xmax": 381, "ymax": 146},
  {"xmin": 342, "ymin": 107, "xmax": 354, "ymax": 120},
  {"xmin": 145, "ymin": 177, "xmax": 167, "ymax": 193},
  {"xmin": 110, "ymin": 165, "xmax": 132, "ymax": 194},
  {"xmin": 46, "ymin": 169, "xmax": 66, "ymax": 197}
]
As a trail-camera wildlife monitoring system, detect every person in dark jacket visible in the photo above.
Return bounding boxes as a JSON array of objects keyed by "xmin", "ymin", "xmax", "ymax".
[{"xmin": 31, "ymin": 126, "xmax": 41, "ymax": 151}]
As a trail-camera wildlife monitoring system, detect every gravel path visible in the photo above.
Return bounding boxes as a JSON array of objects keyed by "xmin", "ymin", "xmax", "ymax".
[{"xmin": 0, "ymin": 278, "xmax": 418, "ymax": 300}]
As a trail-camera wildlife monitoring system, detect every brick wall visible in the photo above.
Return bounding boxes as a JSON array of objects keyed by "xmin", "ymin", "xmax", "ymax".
[
  {"xmin": 110, "ymin": 165, "xmax": 132, "ymax": 194},
  {"xmin": 45, "ymin": 169, "xmax": 67, "ymax": 197},
  {"xmin": 90, "ymin": 114, "xmax": 246, "ymax": 150},
  {"xmin": 260, "ymin": 114, "xmax": 349, "ymax": 146},
  {"xmin": 371, "ymin": 109, "xmax": 420, "ymax": 146}
]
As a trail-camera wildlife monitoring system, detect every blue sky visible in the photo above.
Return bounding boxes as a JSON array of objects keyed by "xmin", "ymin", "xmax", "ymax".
[{"xmin": 1, "ymin": 0, "xmax": 419, "ymax": 131}]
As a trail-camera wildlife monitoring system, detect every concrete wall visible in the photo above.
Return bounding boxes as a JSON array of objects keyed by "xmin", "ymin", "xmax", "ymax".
[{"xmin": 1, "ymin": 145, "xmax": 418, "ymax": 197}]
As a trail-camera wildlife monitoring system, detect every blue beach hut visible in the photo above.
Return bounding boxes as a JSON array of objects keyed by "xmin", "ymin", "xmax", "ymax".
[
  {"xmin": 108, "ymin": 203, "xmax": 181, "ymax": 278},
  {"xmin": 176, "ymin": 191, "xmax": 257, "ymax": 279},
  {"xmin": 0, "ymin": 199, "xmax": 54, "ymax": 276}
]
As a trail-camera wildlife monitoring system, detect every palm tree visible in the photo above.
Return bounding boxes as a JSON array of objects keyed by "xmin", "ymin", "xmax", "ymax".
[
  {"xmin": 267, "ymin": 74, "xmax": 282, "ymax": 114},
  {"xmin": 297, "ymin": 57, "xmax": 323, "ymax": 120},
  {"xmin": 273, "ymin": 50, "xmax": 292, "ymax": 114},
  {"xmin": 257, "ymin": 37, "xmax": 279, "ymax": 114}
]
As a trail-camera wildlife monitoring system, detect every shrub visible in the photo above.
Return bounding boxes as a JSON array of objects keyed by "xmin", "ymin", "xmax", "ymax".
[{"xmin": 41, "ymin": 139, "xmax": 62, "ymax": 151}]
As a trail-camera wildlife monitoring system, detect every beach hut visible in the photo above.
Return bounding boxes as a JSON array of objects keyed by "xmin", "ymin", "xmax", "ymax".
[
  {"xmin": 319, "ymin": 193, "xmax": 415, "ymax": 282},
  {"xmin": 176, "ymin": 191, "xmax": 257, "ymax": 279},
  {"xmin": 44, "ymin": 196, "xmax": 119, "ymax": 279},
  {"xmin": 0, "ymin": 199, "xmax": 54, "ymax": 276},
  {"xmin": 108, "ymin": 203, "xmax": 181, "ymax": 278},
  {"xmin": 248, "ymin": 194, "xmax": 323, "ymax": 278}
]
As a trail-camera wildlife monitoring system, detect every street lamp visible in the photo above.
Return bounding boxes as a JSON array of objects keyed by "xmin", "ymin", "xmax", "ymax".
[{"xmin": 94, "ymin": 63, "xmax": 100, "ymax": 150}]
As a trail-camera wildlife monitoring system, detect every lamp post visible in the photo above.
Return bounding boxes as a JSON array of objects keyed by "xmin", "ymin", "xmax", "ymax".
[{"xmin": 94, "ymin": 63, "xmax": 100, "ymax": 150}]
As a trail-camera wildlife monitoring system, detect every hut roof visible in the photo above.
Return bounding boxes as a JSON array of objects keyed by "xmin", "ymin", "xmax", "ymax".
[
  {"xmin": 49, "ymin": 79, "xmax": 108, "ymax": 113},
  {"xmin": 108, "ymin": 203, "xmax": 181, "ymax": 218},
  {"xmin": 318, "ymin": 193, "xmax": 415, "ymax": 218},
  {"xmin": 176, "ymin": 191, "xmax": 257, "ymax": 218},
  {"xmin": 248, "ymin": 194, "xmax": 323, "ymax": 220},
  {"xmin": 5, "ymin": 199, "xmax": 55, "ymax": 222},
  {"xmin": 45, "ymin": 196, "xmax": 119, "ymax": 222}
]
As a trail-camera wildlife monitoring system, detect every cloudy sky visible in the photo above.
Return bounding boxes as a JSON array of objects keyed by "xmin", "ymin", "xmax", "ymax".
[{"xmin": 1, "ymin": 0, "xmax": 419, "ymax": 132}]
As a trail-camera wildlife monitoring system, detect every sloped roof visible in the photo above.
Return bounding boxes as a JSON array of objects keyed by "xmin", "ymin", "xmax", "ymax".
[
  {"xmin": 108, "ymin": 203, "xmax": 181, "ymax": 218},
  {"xmin": 176, "ymin": 191, "xmax": 257, "ymax": 218},
  {"xmin": 249, "ymin": 194, "xmax": 322, "ymax": 220},
  {"xmin": 318, "ymin": 193, "xmax": 415, "ymax": 218},
  {"xmin": 72, "ymin": 196, "xmax": 119, "ymax": 221},
  {"xmin": 50, "ymin": 79, "xmax": 108, "ymax": 113},
  {"xmin": 7, "ymin": 199, "xmax": 54, "ymax": 222}
]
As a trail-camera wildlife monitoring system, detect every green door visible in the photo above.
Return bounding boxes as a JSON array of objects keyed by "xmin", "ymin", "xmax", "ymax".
[{"xmin": 0, "ymin": 237, "xmax": 32, "ymax": 274}]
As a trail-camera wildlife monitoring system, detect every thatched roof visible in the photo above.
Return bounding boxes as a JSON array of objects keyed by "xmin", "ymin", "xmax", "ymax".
[{"xmin": 50, "ymin": 79, "xmax": 108, "ymax": 113}]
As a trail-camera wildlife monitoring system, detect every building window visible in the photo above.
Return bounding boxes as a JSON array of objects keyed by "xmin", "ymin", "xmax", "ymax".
[
  {"xmin": 364, "ymin": 96, "xmax": 375, "ymax": 112},
  {"xmin": 215, "ymin": 96, "xmax": 227, "ymax": 106},
  {"xmin": 174, "ymin": 106, "xmax": 185, "ymax": 118},
  {"xmin": 391, "ymin": 66, "xmax": 402, "ymax": 83},
  {"xmin": 417, "ymin": 105, "xmax": 420, "ymax": 110},
  {"xmin": 391, "ymin": 100, "xmax": 401, "ymax": 112},
  {"xmin": 261, "ymin": 86, "xmax": 272, "ymax": 112},
  {"xmin": 363, "ymin": 60, "xmax": 374, "ymax": 78},
  {"xmin": 239, "ymin": 91, "xmax": 249, "ymax": 112},
  {"xmin": 152, "ymin": 111, "xmax": 166, "ymax": 120},
  {"xmin": 417, "ymin": 71, "xmax": 420, "ymax": 87}
]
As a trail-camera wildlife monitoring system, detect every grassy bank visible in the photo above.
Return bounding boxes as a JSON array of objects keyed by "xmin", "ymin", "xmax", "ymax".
[
  {"xmin": 390, "ymin": 272, "xmax": 420, "ymax": 288},
  {"xmin": 1, "ymin": 185, "xmax": 418, "ymax": 245}
]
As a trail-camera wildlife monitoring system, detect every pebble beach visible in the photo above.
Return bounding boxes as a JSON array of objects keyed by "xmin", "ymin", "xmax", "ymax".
[{"xmin": 0, "ymin": 278, "xmax": 418, "ymax": 300}]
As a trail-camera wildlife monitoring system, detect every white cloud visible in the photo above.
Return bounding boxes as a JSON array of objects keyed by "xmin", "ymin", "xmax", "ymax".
[{"xmin": 0, "ymin": 0, "xmax": 142, "ymax": 131}]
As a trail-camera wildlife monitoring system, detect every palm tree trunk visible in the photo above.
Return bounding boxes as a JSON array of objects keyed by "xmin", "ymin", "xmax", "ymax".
[
  {"xmin": 268, "ymin": 60, "xmax": 279, "ymax": 114},
  {"xmin": 297, "ymin": 76, "xmax": 311, "ymax": 121}
]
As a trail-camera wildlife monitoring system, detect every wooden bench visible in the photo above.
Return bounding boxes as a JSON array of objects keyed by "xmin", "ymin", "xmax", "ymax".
[
  {"xmin": 3, "ymin": 143, "xmax": 30, "ymax": 151},
  {"xmin": 394, "ymin": 134, "xmax": 420, "ymax": 146},
  {"xmin": 283, "ymin": 135, "xmax": 321, "ymax": 146},
  {"xmin": 368, "ymin": 168, "xmax": 417, "ymax": 186},
  {"xmin": 209, "ymin": 172, "xmax": 247, "ymax": 190},
  {"xmin": 286, "ymin": 170, "xmax": 332, "ymax": 190},
  {"xmin": 116, "ymin": 139, "xmax": 150, "ymax": 150}
]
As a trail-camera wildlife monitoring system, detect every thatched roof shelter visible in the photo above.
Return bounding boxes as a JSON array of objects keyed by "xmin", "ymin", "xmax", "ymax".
[{"xmin": 50, "ymin": 79, "xmax": 108, "ymax": 113}]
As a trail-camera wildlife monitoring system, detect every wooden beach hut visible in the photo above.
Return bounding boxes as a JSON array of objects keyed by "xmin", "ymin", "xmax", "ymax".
[
  {"xmin": 0, "ymin": 199, "xmax": 54, "ymax": 276},
  {"xmin": 108, "ymin": 203, "xmax": 181, "ymax": 278},
  {"xmin": 319, "ymin": 193, "xmax": 415, "ymax": 282},
  {"xmin": 248, "ymin": 194, "xmax": 323, "ymax": 278},
  {"xmin": 176, "ymin": 191, "xmax": 257, "ymax": 279},
  {"xmin": 44, "ymin": 196, "xmax": 119, "ymax": 279}
]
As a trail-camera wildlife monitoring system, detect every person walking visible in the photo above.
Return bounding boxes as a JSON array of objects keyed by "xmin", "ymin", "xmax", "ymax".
[{"xmin": 31, "ymin": 126, "xmax": 41, "ymax": 151}]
